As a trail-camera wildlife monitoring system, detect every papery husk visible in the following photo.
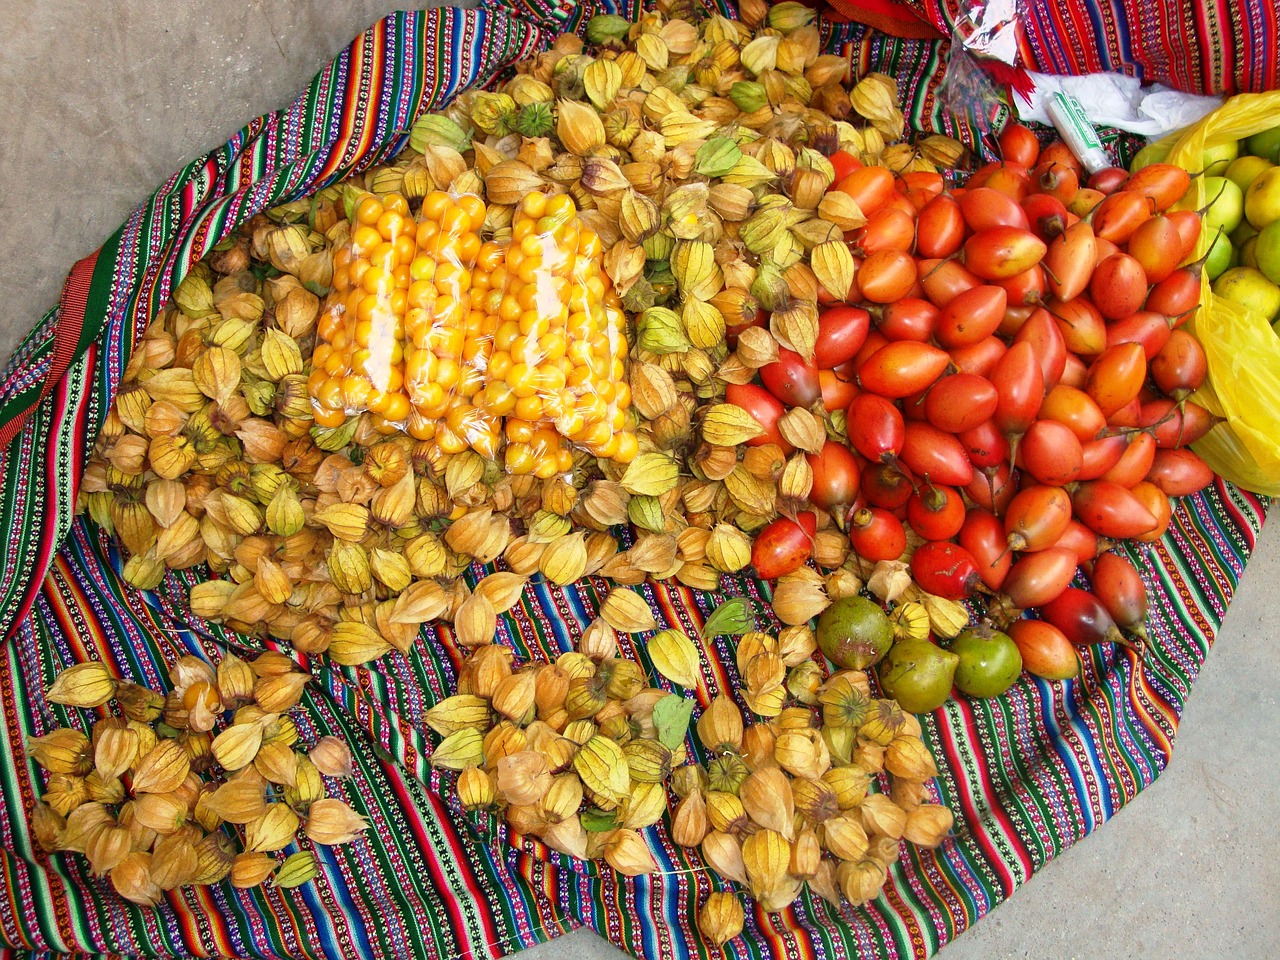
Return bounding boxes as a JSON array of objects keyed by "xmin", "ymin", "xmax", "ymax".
[
  {"xmin": 620, "ymin": 780, "xmax": 667, "ymax": 830},
  {"xmin": 822, "ymin": 764, "xmax": 872, "ymax": 810},
  {"xmin": 457, "ymin": 765, "xmax": 499, "ymax": 812},
  {"xmin": 474, "ymin": 573, "xmax": 529, "ymax": 615},
  {"xmin": 305, "ymin": 797, "xmax": 370, "ymax": 845},
  {"xmin": 890, "ymin": 776, "xmax": 929, "ymax": 812},
  {"xmin": 821, "ymin": 814, "xmax": 869, "ymax": 862},
  {"xmin": 838, "ymin": 856, "xmax": 888, "ymax": 906},
  {"xmin": 483, "ymin": 721, "xmax": 529, "ymax": 767},
  {"xmin": 740, "ymin": 721, "xmax": 778, "ymax": 771},
  {"xmin": 47, "ymin": 662, "xmax": 117, "ymax": 709},
  {"xmin": 770, "ymin": 571, "xmax": 831, "ymax": 625},
  {"xmin": 577, "ymin": 618, "xmax": 619, "ymax": 661},
  {"xmin": 94, "ymin": 719, "xmax": 141, "ymax": 782},
  {"xmin": 268, "ymin": 849, "xmax": 318, "ymax": 889},
  {"xmin": 603, "ymin": 828, "xmax": 657, "ymax": 876},
  {"xmin": 885, "ymin": 734, "xmax": 938, "ymax": 781},
  {"xmin": 85, "ymin": 823, "xmax": 132, "ymax": 876},
  {"xmin": 454, "ymin": 594, "xmax": 498, "ymax": 649},
  {"xmin": 131, "ymin": 791, "xmax": 188, "ymax": 836},
  {"xmin": 111, "ymin": 851, "xmax": 164, "ymax": 906},
  {"xmin": 150, "ymin": 833, "xmax": 200, "ymax": 890},
  {"xmin": 774, "ymin": 727, "xmax": 831, "ymax": 781},
  {"xmin": 704, "ymin": 787, "xmax": 752, "ymax": 836},
  {"xmin": 903, "ymin": 803, "xmax": 954, "ymax": 848},
  {"xmin": 29, "ymin": 728, "xmax": 93, "ymax": 777},
  {"xmin": 245, "ymin": 803, "xmax": 301, "ymax": 853},
  {"xmin": 540, "ymin": 815, "xmax": 589, "ymax": 860},
  {"xmin": 696, "ymin": 694, "xmax": 744, "ymax": 755},
  {"xmin": 599, "ymin": 588, "xmax": 657, "ymax": 633},
  {"xmin": 646, "ymin": 629, "xmax": 701, "ymax": 689},
  {"xmin": 253, "ymin": 740, "xmax": 299, "ymax": 788},
  {"xmin": 670, "ymin": 788, "xmax": 708, "ymax": 847},
  {"xmin": 868, "ymin": 834, "xmax": 901, "ymax": 866},
  {"xmin": 57, "ymin": 801, "xmax": 111, "ymax": 854},
  {"xmin": 700, "ymin": 829, "xmax": 748, "ymax": 886},
  {"xmin": 283, "ymin": 756, "xmax": 325, "ymax": 816},
  {"xmin": 130, "ymin": 740, "xmax": 191, "ymax": 795},
  {"xmin": 698, "ymin": 891, "xmax": 745, "ymax": 947},
  {"xmin": 191, "ymin": 832, "xmax": 236, "ymax": 885},
  {"xmin": 740, "ymin": 767, "xmax": 795, "ymax": 839},
  {"xmin": 741, "ymin": 827, "xmax": 791, "ymax": 900},
  {"xmin": 859, "ymin": 792, "xmax": 907, "ymax": 839},
  {"xmin": 230, "ymin": 851, "xmax": 278, "ymax": 889},
  {"xmin": 253, "ymin": 672, "xmax": 310, "ymax": 714}
]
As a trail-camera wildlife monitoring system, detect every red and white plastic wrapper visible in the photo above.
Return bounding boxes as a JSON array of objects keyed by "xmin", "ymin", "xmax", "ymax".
[
  {"xmin": 936, "ymin": 0, "xmax": 1027, "ymax": 151},
  {"xmin": 309, "ymin": 188, "xmax": 637, "ymax": 477}
]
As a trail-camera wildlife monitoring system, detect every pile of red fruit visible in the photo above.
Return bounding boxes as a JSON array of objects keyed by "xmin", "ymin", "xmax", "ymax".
[{"xmin": 729, "ymin": 124, "xmax": 1216, "ymax": 692}]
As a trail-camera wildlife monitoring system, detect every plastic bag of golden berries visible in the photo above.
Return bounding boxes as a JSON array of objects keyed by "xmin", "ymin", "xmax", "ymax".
[{"xmin": 308, "ymin": 188, "xmax": 636, "ymax": 478}]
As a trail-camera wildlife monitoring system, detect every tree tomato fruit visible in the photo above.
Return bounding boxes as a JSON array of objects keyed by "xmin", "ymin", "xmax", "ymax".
[{"xmin": 751, "ymin": 512, "xmax": 817, "ymax": 580}]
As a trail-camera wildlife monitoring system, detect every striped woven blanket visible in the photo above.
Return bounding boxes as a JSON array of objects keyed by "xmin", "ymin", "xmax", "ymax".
[{"xmin": 0, "ymin": 3, "xmax": 1267, "ymax": 958}]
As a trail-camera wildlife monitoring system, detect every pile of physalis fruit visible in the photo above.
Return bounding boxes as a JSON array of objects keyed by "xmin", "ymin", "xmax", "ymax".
[{"xmin": 59, "ymin": 0, "xmax": 1219, "ymax": 941}]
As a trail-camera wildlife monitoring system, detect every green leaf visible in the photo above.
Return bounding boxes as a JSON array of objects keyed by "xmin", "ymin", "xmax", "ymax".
[
  {"xmin": 702, "ymin": 598, "xmax": 756, "ymax": 638},
  {"xmin": 581, "ymin": 807, "xmax": 619, "ymax": 832},
  {"xmin": 695, "ymin": 137, "xmax": 743, "ymax": 178},
  {"xmin": 653, "ymin": 694, "xmax": 695, "ymax": 751}
]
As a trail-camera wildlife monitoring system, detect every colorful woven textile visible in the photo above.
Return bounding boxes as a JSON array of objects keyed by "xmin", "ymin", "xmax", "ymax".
[
  {"xmin": 825, "ymin": 0, "xmax": 1277, "ymax": 97},
  {"xmin": 0, "ymin": 4, "xmax": 1269, "ymax": 959}
]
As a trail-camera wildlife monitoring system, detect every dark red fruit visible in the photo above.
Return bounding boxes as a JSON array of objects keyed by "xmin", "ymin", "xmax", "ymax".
[
  {"xmin": 906, "ymin": 484, "xmax": 966, "ymax": 540},
  {"xmin": 924, "ymin": 373, "xmax": 999, "ymax": 434},
  {"xmin": 959, "ymin": 508, "xmax": 1013, "ymax": 590},
  {"xmin": 861, "ymin": 461, "xmax": 914, "ymax": 509},
  {"xmin": 815, "ymin": 306, "xmax": 871, "ymax": 368},
  {"xmin": 1041, "ymin": 587, "xmax": 1126, "ymax": 646}
]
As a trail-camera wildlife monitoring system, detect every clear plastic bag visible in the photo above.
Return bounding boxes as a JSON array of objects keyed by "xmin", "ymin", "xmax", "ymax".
[
  {"xmin": 478, "ymin": 192, "xmax": 636, "ymax": 477},
  {"xmin": 309, "ymin": 187, "xmax": 636, "ymax": 476},
  {"xmin": 936, "ymin": 0, "xmax": 1023, "ymax": 152}
]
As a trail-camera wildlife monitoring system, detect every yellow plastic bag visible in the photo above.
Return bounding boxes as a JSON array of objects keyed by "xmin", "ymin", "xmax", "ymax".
[{"xmin": 1161, "ymin": 91, "xmax": 1280, "ymax": 496}]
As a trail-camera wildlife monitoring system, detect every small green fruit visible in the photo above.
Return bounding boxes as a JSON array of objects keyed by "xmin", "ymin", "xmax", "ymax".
[
  {"xmin": 1254, "ymin": 220, "xmax": 1280, "ymax": 285},
  {"xmin": 1205, "ymin": 229, "xmax": 1234, "ymax": 280},
  {"xmin": 1203, "ymin": 176, "xmax": 1244, "ymax": 235},
  {"xmin": 949, "ymin": 626, "xmax": 1023, "ymax": 699},
  {"xmin": 816, "ymin": 596, "xmax": 893, "ymax": 670},
  {"xmin": 1246, "ymin": 124, "xmax": 1280, "ymax": 164},
  {"xmin": 1130, "ymin": 140, "xmax": 1172, "ymax": 172},
  {"xmin": 1198, "ymin": 140, "xmax": 1239, "ymax": 177},
  {"xmin": 877, "ymin": 640, "xmax": 959, "ymax": 714}
]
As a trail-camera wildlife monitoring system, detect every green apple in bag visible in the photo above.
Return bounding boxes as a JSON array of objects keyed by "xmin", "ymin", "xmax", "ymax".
[
  {"xmin": 1203, "ymin": 176, "xmax": 1244, "ymax": 234},
  {"xmin": 1246, "ymin": 124, "xmax": 1280, "ymax": 164},
  {"xmin": 1198, "ymin": 139, "xmax": 1239, "ymax": 176},
  {"xmin": 1205, "ymin": 229, "xmax": 1235, "ymax": 280},
  {"xmin": 1253, "ymin": 220, "xmax": 1280, "ymax": 285}
]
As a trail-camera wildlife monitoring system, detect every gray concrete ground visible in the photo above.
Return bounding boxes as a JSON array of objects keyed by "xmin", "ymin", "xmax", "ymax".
[{"xmin": 2, "ymin": 3, "xmax": 1277, "ymax": 957}]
